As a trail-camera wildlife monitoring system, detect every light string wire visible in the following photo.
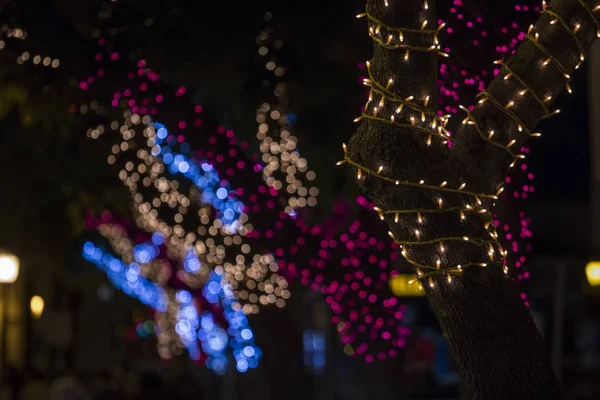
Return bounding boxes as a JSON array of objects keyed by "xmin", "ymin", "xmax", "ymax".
[
  {"xmin": 525, "ymin": 33, "xmax": 572, "ymax": 78},
  {"xmin": 379, "ymin": 206, "xmax": 471, "ymax": 215},
  {"xmin": 361, "ymin": 4, "xmax": 439, "ymax": 35},
  {"xmin": 458, "ymin": 105, "xmax": 520, "ymax": 162},
  {"xmin": 392, "ymin": 236, "xmax": 497, "ymax": 246},
  {"xmin": 358, "ymin": 113, "xmax": 444, "ymax": 139},
  {"xmin": 361, "ymin": 59, "xmax": 450, "ymax": 140},
  {"xmin": 339, "ymin": 154, "xmax": 498, "ymax": 200},
  {"xmin": 498, "ymin": 61, "xmax": 551, "ymax": 116},
  {"xmin": 574, "ymin": 0, "xmax": 600, "ymax": 37},
  {"xmin": 338, "ymin": 144, "xmax": 506, "ymax": 287},
  {"xmin": 357, "ymin": 5, "xmax": 449, "ymax": 57},
  {"xmin": 476, "ymin": 90, "xmax": 533, "ymax": 137},
  {"xmin": 369, "ymin": 33, "xmax": 437, "ymax": 52},
  {"xmin": 542, "ymin": 9, "xmax": 586, "ymax": 60}
]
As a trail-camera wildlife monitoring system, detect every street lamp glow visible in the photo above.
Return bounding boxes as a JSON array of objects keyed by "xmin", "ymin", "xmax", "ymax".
[
  {"xmin": 0, "ymin": 251, "xmax": 19, "ymax": 283},
  {"xmin": 30, "ymin": 296, "xmax": 44, "ymax": 319},
  {"xmin": 586, "ymin": 261, "xmax": 600, "ymax": 287}
]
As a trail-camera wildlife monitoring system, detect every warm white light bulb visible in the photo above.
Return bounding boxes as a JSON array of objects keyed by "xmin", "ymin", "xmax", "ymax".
[
  {"xmin": 0, "ymin": 253, "xmax": 19, "ymax": 283},
  {"xmin": 30, "ymin": 296, "xmax": 44, "ymax": 319}
]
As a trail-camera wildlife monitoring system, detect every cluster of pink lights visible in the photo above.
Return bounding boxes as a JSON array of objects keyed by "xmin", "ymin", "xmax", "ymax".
[
  {"xmin": 330, "ymin": 215, "xmax": 411, "ymax": 360},
  {"xmin": 302, "ymin": 197, "xmax": 411, "ymax": 359}
]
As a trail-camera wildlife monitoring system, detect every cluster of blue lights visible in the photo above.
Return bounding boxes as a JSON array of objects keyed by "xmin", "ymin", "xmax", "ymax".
[
  {"xmin": 83, "ymin": 236, "xmax": 260, "ymax": 374},
  {"xmin": 203, "ymin": 272, "xmax": 262, "ymax": 372},
  {"xmin": 151, "ymin": 231, "xmax": 165, "ymax": 246},
  {"xmin": 95, "ymin": 235, "xmax": 206, "ymax": 363},
  {"xmin": 82, "ymin": 242, "xmax": 167, "ymax": 311},
  {"xmin": 152, "ymin": 122, "xmax": 245, "ymax": 231},
  {"xmin": 183, "ymin": 249, "xmax": 202, "ymax": 274},
  {"xmin": 175, "ymin": 290, "xmax": 202, "ymax": 361},
  {"xmin": 152, "ymin": 121, "xmax": 262, "ymax": 372},
  {"xmin": 198, "ymin": 312, "xmax": 229, "ymax": 374},
  {"xmin": 136, "ymin": 320, "xmax": 156, "ymax": 337},
  {"xmin": 83, "ymin": 118, "xmax": 264, "ymax": 373},
  {"xmin": 133, "ymin": 242, "xmax": 160, "ymax": 264},
  {"xmin": 303, "ymin": 330, "xmax": 326, "ymax": 375},
  {"xmin": 150, "ymin": 122, "xmax": 262, "ymax": 372}
]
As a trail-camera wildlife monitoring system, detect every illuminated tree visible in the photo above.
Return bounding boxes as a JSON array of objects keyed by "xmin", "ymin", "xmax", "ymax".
[
  {"xmin": 342, "ymin": 0, "xmax": 598, "ymax": 397},
  {"xmin": 330, "ymin": 0, "xmax": 542, "ymax": 363}
]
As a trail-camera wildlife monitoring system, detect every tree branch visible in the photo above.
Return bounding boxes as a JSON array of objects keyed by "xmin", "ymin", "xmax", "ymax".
[{"xmin": 453, "ymin": 0, "xmax": 599, "ymax": 191}]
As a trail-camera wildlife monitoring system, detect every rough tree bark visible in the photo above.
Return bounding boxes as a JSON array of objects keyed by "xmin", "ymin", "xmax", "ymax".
[{"xmin": 346, "ymin": 0, "xmax": 599, "ymax": 398}]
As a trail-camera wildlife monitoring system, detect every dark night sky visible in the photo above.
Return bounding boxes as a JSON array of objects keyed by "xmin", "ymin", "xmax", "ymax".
[{"xmin": 534, "ymin": 75, "xmax": 590, "ymax": 200}]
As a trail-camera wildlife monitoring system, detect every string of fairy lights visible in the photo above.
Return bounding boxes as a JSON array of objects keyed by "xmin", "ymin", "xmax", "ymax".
[
  {"xmin": 341, "ymin": 0, "xmax": 599, "ymax": 288},
  {"xmin": 339, "ymin": 145, "xmax": 507, "ymax": 288},
  {"xmin": 330, "ymin": 1, "xmax": 553, "ymax": 358},
  {"xmin": 318, "ymin": 200, "xmax": 412, "ymax": 361},
  {"xmin": 334, "ymin": 2, "xmax": 538, "ymax": 358},
  {"xmin": 254, "ymin": 15, "xmax": 319, "ymax": 213},
  {"xmin": 102, "ymin": 109, "xmax": 290, "ymax": 314},
  {"xmin": 84, "ymin": 215, "xmax": 262, "ymax": 373},
  {"xmin": 83, "ymin": 6, "xmax": 299, "ymax": 318},
  {"xmin": 1, "ymin": 26, "xmax": 61, "ymax": 71}
]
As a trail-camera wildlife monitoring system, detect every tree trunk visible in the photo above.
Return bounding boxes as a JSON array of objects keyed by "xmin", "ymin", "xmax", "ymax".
[{"xmin": 346, "ymin": 0, "xmax": 599, "ymax": 398}]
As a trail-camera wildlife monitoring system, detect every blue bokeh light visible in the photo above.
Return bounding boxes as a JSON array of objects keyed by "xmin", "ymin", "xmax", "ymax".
[
  {"xmin": 175, "ymin": 290, "xmax": 201, "ymax": 361},
  {"xmin": 303, "ymin": 330, "xmax": 326, "ymax": 375},
  {"xmin": 82, "ymin": 242, "xmax": 167, "ymax": 312},
  {"xmin": 197, "ymin": 312, "xmax": 229, "ymax": 374},
  {"xmin": 152, "ymin": 122, "xmax": 244, "ymax": 232},
  {"xmin": 202, "ymin": 272, "xmax": 262, "ymax": 373}
]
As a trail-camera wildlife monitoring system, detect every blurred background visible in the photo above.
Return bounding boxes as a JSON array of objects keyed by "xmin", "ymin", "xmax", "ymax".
[{"xmin": 0, "ymin": 0, "xmax": 599, "ymax": 399}]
